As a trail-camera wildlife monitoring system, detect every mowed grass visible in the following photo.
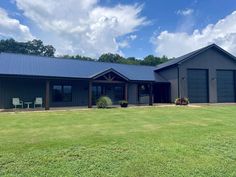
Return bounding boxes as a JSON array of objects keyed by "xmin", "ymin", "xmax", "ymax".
[{"xmin": 0, "ymin": 106, "xmax": 236, "ymax": 177}]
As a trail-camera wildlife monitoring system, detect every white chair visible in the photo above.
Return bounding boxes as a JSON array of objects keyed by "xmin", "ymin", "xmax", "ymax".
[
  {"xmin": 34, "ymin": 97, "xmax": 43, "ymax": 108},
  {"xmin": 12, "ymin": 98, "xmax": 23, "ymax": 108}
]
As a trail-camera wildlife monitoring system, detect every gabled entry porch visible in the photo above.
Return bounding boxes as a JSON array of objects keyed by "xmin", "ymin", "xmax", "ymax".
[{"xmin": 87, "ymin": 68, "xmax": 129, "ymax": 108}]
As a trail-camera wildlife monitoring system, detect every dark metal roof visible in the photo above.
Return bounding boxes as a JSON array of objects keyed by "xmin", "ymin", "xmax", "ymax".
[
  {"xmin": 155, "ymin": 44, "xmax": 236, "ymax": 71},
  {"xmin": 0, "ymin": 52, "xmax": 168, "ymax": 82}
]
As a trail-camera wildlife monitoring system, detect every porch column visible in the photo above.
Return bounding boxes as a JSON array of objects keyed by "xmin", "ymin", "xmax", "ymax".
[
  {"xmin": 88, "ymin": 80, "xmax": 92, "ymax": 108},
  {"xmin": 45, "ymin": 80, "xmax": 50, "ymax": 110},
  {"xmin": 149, "ymin": 83, "xmax": 153, "ymax": 106},
  {"xmin": 124, "ymin": 83, "xmax": 128, "ymax": 101}
]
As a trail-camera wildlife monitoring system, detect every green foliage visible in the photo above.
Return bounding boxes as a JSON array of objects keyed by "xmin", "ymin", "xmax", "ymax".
[
  {"xmin": 0, "ymin": 38, "xmax": 55, "ymax": 57},
  {"xmin": 96, "ymin": 96, "xmax": 112, "ymax": 108},
  {"xmin": 61, "ymin": 54, "xmax": 95, "ymax": 61},
  {"xmin": 98, "ymin": 53, "xmax": 169, "ymax": 66},
  {"xmin": 98, "ymin": 53, "xmax": 126, "ymax": 63},
  {"xmin": 140, "ymin": 55, "xmax": 169, "ymax": 66}
]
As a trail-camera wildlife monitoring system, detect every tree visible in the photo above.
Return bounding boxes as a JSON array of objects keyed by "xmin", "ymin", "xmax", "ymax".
[
  {"xmin": 140, "ymin": 55, "xmax": 169, "ymax": 66},
  {"xmin": 61, "ymin": 54, "xmax": 95, "ymax": 61},
  {"xmin": 0, "ymin": 39, "xmax": 55, "ymax": 57},
  {"xmin": 98, "ymin": 53, "xmax": 126, "ymax": 64}
]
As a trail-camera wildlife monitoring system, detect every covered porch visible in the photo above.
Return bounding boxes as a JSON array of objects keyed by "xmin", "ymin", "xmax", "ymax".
[{"xmin": 0, "ymin": 68, "xmax": 158, "ymax": 110}]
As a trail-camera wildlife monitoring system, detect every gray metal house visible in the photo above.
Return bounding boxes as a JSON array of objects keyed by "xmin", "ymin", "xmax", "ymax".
[{"xmin": 0, "ymin": 44, "xmax": 236, "ymax": 110}]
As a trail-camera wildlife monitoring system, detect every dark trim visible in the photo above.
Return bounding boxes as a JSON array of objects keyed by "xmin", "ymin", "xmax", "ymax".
[
  {"xmin": 88, "ymin": 81, "xmax": 92, "ymax": 108},
  {"xmin": 0, "ymin": 74, "xmax": 90, "ymax": 81},
  {"xmin": 235, "ymin": 71, "xmax": 236, "ymax": 102},
  {"xmin": 177, "ymin": 65, "xmax": 180, "ymax": 98},
  {"xmin": 149, "ymin": 83, "xmax": 153, "ymax": 106},
  {"xmin": 0, "ymin": 74, "xmax": 163, "ymax": 84},
  {"xmin": 125, "ymin": 83, "xmax": 128, "ymax": 101},
  {"xmin": 45, "ymin": 80, "xmax": 50, "ymax": 110},
  {"xmin": 92, "ymin": 80, "xmax": 126, "ymax": 84}
]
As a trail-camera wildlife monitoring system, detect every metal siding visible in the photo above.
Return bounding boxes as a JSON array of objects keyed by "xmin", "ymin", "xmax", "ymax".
[
  {"xmin": 0, "ymin": 78, "xmax": 45, "ymax": 109},
  {"xmin": 0, "ymin": 78, "xmax": 91, "ymax": 109},
  {"xmin": 156, "ymin": 67, "xmax": 178, "ymax": 102},
  {"xmin": 187, "ymin": 69, "xmax": 209, "ymax": 103},
  {"xmin": 217, "ymin": 70, "xmax": 235, "ymax": 102}
]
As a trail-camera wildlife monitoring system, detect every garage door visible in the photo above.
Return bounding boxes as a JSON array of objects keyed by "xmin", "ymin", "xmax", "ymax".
[
  {"xmin": 187, "ymin": 69, "xmax": 209, "ymax": 103},
  {"xmin": 217, "ymin": 70, "xmax": 235, "ymax": 102}
]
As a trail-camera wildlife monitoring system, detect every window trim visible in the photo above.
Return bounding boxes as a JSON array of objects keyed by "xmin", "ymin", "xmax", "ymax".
[{"xmin": 52, "ymin": 85, "xmax": 72, "ymax": 103}]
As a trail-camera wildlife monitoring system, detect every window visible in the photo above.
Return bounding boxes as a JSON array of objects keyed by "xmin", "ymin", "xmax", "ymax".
[
  {"xmin": 138, "ymin": 84, "xmax": 150, "ymax": 103},
  {"xmin": 52, "ymin": 85, "xmax": 72, "ymax": 102},
  {"xmin": 114, "ymin": 86, "xmax": 124, "ymax": 101}
]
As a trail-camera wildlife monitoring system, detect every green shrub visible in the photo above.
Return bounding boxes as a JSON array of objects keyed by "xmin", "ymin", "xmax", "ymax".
[
  {"xmin": 96, "ymin": 96, "xmax": 112, "ymax": 108},
  {"xmin": 119, "ymin": 100, "xmax": 128, "ymax": 107},
  {"xmin": 175, "ymin": 98, "xmax": 189, "ymax": 105}
]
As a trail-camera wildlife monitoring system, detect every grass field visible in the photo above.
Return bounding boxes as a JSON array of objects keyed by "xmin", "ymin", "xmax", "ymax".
[{"xmin": 0, "ymin": 106, "xmax": 236, "ymax": 177}]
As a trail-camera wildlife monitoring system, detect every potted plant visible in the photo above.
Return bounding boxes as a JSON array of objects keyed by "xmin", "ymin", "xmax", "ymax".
[
  {"xmin": 119, "ymin": 100, "xmax": 128, "ymax": 108},
  {"xmin": 175, "ymin": 98, "xmax": 189, "ymax": 106}
]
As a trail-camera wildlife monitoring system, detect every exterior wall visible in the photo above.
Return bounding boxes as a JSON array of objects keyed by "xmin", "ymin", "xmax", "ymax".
[
  {"xmin": 179, "ymin": 48, "xmax": 236, "ymax": 103},
  {"xmin": 156, "ymin": 67, "xmax": 178, "ymax": 102},
  {"xmin": 0, "ymin": 77, "xmax": 45, "ymax": 109},
  {"xmin": 0, "ymin": 77, "xmax": 90, "ymax": 109}
]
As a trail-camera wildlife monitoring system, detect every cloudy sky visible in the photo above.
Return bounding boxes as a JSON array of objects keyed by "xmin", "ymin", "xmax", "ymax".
[{"xmin": 0, "ymin": 0, "xmax": 236, "ymax": 58}]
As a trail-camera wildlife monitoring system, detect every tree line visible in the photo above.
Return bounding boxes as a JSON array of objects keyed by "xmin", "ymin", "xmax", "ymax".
[{"xmin": 0, "ymin": 39, "xmax": 170, "ymax": 66}]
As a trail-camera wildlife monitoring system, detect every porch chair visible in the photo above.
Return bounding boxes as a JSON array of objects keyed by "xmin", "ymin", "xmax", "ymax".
[
  {"xmin": 12, "ymin": 98, "xmax": 23, "ymax": 109},
  {"xmin": 34, "ymin": 97, "xmax": 43, "ymax": 108}
]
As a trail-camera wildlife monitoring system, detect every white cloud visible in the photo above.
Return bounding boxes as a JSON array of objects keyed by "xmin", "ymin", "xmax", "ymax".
[
  {"xmin": 0, "ymin": 7, "xmax": 33, "ymax": 41},
  {"xmin": 14, "ymin": 0, "xmax": 146, "ymax": 57},
  {"xmin": 177, "ymin": 8, "xmax": 194, "ymax": 16},
  {"xmin": 152, "ymin": 11, "xmax": 236, "ymax": 57},
  {"xmin": 118, "ymin": 34, "xmax": 138, "ymax": 49}
]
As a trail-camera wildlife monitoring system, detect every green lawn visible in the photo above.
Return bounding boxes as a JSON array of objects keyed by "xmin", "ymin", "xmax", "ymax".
[{"xmin": 0, "ymin": 106, "xmax": 236, "ymax": 177}]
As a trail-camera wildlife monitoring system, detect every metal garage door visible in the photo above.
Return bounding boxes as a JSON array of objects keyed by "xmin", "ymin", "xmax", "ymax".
[
  {"xmin": 187, "ymin": 69, "xmax": 209, "ymax": 103},
  {"xmin": 217, "ymin": 70, "xmax": 235, "ymax": 102}
]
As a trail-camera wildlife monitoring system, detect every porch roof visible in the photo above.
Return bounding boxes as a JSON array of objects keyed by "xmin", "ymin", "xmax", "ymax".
[{"xmin": 0, "ymin": 52, "xmax": 168, "ymax": 82}]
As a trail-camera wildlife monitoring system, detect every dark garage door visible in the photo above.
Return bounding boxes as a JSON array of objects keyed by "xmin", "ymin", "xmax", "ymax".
[
  {"xmin": 187, "ymin": 69, "xmax": 209, "ymax": 103},
  {"xmin": 217, "ymin": 70, "xmax": 235, "ymax": 102}
]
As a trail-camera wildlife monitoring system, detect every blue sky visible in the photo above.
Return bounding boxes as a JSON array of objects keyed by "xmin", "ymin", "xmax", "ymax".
[{"xmin": 0, "ymin": 0, "xmax": 236, "ymax": 58}]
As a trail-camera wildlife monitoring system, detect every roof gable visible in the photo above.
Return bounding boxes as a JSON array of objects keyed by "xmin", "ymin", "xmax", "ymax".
[
  {"xmin": 91, "ymin": 68, "xmax": 129, "ymax": 81},
  {"xmin": 155, "ymin": 44, "xmax": 236, "ymax": 71}
]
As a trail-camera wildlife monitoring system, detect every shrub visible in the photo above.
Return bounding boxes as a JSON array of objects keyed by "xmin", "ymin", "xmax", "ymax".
[
  {"xmin": 96, "ymin": 96, "xmax": 112, "ymax": 108},
  {"xmin": 119, "ymin": 100, "xmax": 128, "ymax": 108},
  {"xmin": 175, "ymin": 98, "xmax": 189, "ymax": 105}
]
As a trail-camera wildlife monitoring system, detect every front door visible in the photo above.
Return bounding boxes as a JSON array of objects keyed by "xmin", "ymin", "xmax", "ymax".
[{"xmin": 92, "ymin": 84, "xmax": 125, "ymax": 105}]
